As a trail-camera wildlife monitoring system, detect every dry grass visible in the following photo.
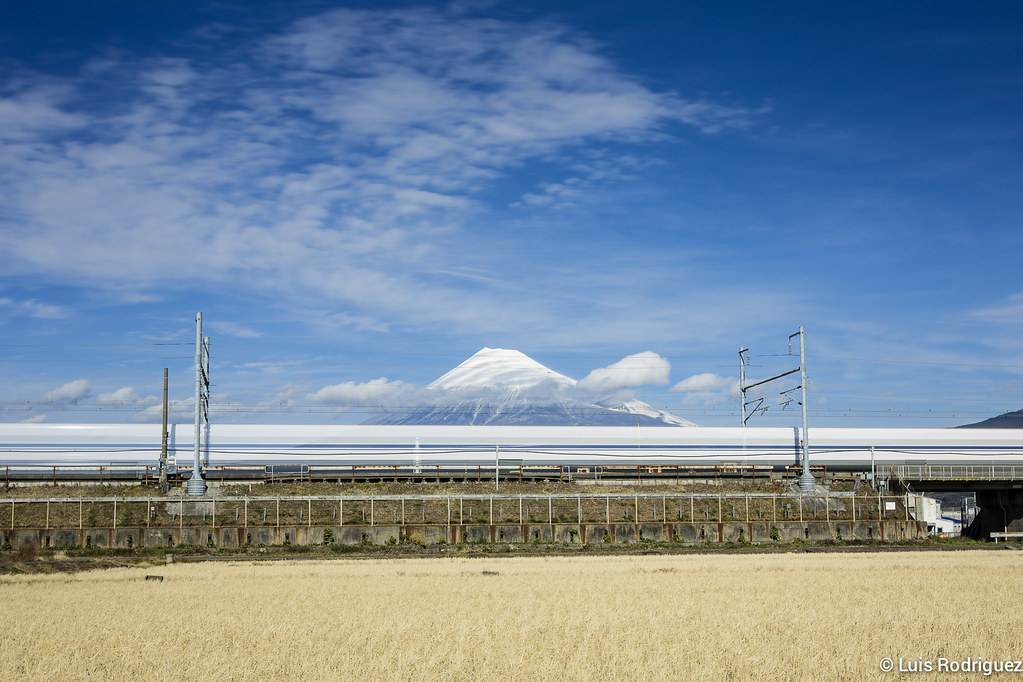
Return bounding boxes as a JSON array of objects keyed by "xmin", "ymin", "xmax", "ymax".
[{"xmin": 1, "ymin": 551, "xmax": 1020, "ymax": 680}]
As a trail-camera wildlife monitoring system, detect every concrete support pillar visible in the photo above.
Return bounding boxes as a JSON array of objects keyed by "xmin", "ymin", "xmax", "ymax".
[{"xmin": 969, "ymin": 488, "xmax": 1023, "ymax": 538}]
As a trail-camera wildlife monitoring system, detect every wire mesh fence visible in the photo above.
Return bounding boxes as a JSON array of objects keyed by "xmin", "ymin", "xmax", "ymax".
[{"xmin": 0, "ymin": 491, "xmax": 912, "ymax": 530}]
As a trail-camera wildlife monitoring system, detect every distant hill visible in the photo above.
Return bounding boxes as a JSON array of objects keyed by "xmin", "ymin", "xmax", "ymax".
[{"xmin": 957, "ymin": 409, "xmax": 1023, "ymax": 428}]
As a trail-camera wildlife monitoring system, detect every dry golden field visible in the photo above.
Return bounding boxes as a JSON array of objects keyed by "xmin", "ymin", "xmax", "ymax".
[{"xmin": 1, "ymin": 551, "xmax": 1021, "ymax": 680}]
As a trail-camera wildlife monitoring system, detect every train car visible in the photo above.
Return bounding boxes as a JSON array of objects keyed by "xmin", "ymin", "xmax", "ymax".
[{"xmin": 0, "ymin": 423, "xmax": 1021, "ymax": 471}]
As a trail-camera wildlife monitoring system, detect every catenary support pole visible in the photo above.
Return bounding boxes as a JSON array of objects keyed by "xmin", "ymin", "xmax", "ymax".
[
  {"xmin": 795, "ymin": 327, "xmax": 815, "ymax": 492},
  {"xmin": 159, "ymin": 368, "xmax": 169, "ymax": 493},
  {"xmin": 186, "ymin": 313, "xmax": 207, "ymax": 496}
]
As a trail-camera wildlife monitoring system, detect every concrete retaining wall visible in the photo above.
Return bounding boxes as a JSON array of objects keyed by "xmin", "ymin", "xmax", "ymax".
[{"xmin": 3, "ymin": 520, "xmax": 926, "ymax": 549}]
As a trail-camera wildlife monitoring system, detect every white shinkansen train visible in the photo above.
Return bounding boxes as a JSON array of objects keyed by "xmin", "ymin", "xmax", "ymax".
[{"xmin": 0, "ymin": 423, "xmax": 1021, "ymax": 471}]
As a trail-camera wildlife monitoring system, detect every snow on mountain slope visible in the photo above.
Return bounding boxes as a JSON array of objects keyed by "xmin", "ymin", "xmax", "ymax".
[
  {"xmin": 597, "ymin": 398, "xmax": 695, "ymax": 427},
  {"xmin": 429, "ymin": 347, "xmax": 576, "ymax": 388},
  {"xmin": 429, "ymin": 348, "xmax": 576, "ymax": 391},
  {"xmin": 365, "ymin": 348, "xmax": 696, "ymax": 427}
]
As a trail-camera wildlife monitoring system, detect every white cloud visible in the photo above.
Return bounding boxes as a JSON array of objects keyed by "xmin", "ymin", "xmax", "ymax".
[
  {"xmin": 672, "ymin": 373, "xmax": 739, "ymax": 394},
  {"xmin": 970, "ymin": 293, "xmax": 1023, "ymax": 325},
  {"xmin": 0, "ymin": 84, "xmax": 85, "ymax": 142},
  {"xmin": 0, "ymin": 6, "xmax": 761, "ymax": 341},
  {"xmin": 577, "ymin": 351, "xmax": 671, "ymax": 393},
  {"xmin": 20, "ymin": 414, "xmax": 47, "ymax": 423},
  {"xmin": 42, "ymin": 379, "xmax": 91, "ymax": 402},
  {"xmin": 136, "ymin": 397, "xmax": 194, "ymax": 423},
  {"xmin": 307, "ymin": 378, "xmax": 410, "ymax": 404},
  {"xmin": 0, "ymin": 297, "xmax": 67, "ymax": 319},
  {"xmin": 514, "ymin": 178, "xmax": 585, "ymax": 209},
  {"xmin": 671, "ymin": 373, "xmax": 740, "ymax": 406},
  {"xmin": 208, "ymin": 321, "xmax": 262, "ymax": 339},
  {"xmin": 97, "ymin": 387, "xmax": 140, "ymax": 404}
]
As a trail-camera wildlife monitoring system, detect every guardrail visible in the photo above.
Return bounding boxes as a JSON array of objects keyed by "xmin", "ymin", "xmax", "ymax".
[
  {"xmin": 0, "ymin": 462, "xmax": 799, "ymax": 485},
  {"xmin": 877, "ymin": 465, "xmax": 1023, "ymax": 482},
  {"xmin": 990, "ymin": 531, "xmax": 1023, "ymax": 543}
]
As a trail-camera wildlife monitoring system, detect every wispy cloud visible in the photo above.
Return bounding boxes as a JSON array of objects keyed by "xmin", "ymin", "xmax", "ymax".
[
  {"xmin": 0, "ymin": 297, "xmax": 67, "ymax": 319},
  {"xmin": 671, "ymin": 373, "xmax": 740, "ymax": 406},
  {"xmin": 0, "ymin": 6, "xmax": 761, "ymax": 344},
  {"xmin": 306, "ymin": 378, "xmax": 410, "ymax": 404},
  {"xmin": 42, "ymin": 379, "xmax": 91, "ymax": 402},
  {"xmin": 208, "ymin": 321, "xmax": 262, "ymax": 339},
  {"xmin": 970, "ymin": 292, "xmax": 1023, "ymax": 325}
]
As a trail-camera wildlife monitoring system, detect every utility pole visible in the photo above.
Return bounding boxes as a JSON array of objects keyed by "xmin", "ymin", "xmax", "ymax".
[
  {"xmin": 186, "ymin": 312, "xmax": 208, "ymax": 496},
  {"xmin": 791, "ymin": 327, "xmax": 814, "ymax": 492},
  {"xmin": 158, "ymin": 368, "xmax": 169, "ymax": 494}
]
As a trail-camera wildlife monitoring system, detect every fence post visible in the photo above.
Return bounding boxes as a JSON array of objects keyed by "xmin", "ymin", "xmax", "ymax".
[
  {"xmin": 113, "ymin": 498, "xmax": 117, "ymax": 531},
  {"xmin": 276, "ymin": 497, "xmax": 280, "ymax": 528}
]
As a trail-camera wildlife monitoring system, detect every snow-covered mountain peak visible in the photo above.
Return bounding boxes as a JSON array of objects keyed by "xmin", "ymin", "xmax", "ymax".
[
  {"xmin": 367, "ymin": 347, "xmax": 697, "ymax": 427},
  {"xmin": 429, "ymin": 348, "xmax": 576, "ymax": 391}
]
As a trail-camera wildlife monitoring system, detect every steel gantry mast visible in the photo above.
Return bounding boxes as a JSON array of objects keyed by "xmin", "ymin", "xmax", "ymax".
[{"xmin": 738, "ymin": 327, "xmax": 814, "ymax": 492}]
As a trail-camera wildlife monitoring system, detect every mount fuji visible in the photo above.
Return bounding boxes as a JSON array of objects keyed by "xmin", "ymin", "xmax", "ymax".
[{"xmin": 364, "ymin": 348, "xmax": 696, "ymax": 427}]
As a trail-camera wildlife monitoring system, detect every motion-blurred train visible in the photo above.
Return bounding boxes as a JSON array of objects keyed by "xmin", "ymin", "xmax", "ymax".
[{"xmin": 0, "ymin": 423, "xmax": 1021, "ymax": 472}]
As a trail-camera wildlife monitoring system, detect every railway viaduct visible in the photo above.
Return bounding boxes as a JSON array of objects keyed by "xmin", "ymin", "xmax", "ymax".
[{"xmin": 880, "ymin": 465, "xmax": 1023, "ymax": 537}]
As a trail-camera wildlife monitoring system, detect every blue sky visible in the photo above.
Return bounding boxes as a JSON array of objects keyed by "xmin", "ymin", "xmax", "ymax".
[{"xmin": 1, "ymin": 1, "xmax": 1022, "ymax": 427}]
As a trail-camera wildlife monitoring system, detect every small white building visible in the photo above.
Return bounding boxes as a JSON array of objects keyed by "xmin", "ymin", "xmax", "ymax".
[{"xmin": 914, "ymin": 495, "xmax": 961, "ymax": 536}]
